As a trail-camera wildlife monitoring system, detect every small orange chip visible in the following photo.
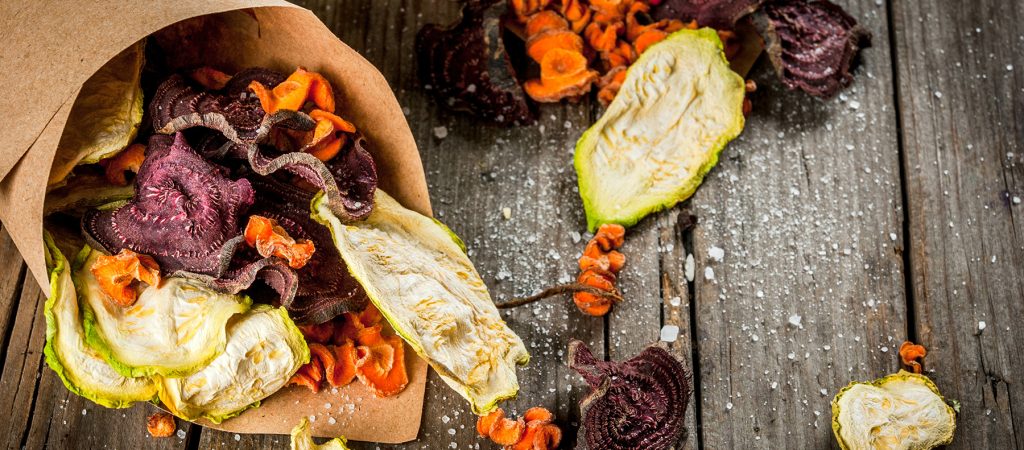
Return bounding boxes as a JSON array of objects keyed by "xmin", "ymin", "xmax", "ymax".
[
  {"xmin": 243, "ymin": 215, "xmax": 315, "ymax": 269},
  {"xmin": 90, "ymin": 249, "xmax": 161, "ymax": 307}
]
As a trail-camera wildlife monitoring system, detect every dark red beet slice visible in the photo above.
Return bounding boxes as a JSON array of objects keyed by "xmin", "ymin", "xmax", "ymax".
[
  {"xmin": 247, "ymin": 176, "xmax": 370, "ymax": 324},
  {"xmin": 568, "ymin": 340, "xmax": 692, "ymax": 450},
  {"xmin": 82, "ymin": 132, "xmax": 302, "ymax": 305},
  {"xmin": 416, "ymin": 0, "xmax": 534, "ymax": 125},
  {"xmin": 150, "ymin": 70, "xmax": 375, "ymax": 221},
  {"xmin": 652, "ymin": 0, "xmax": 764, "ymax": 28},
  {"xmin": 753, "ymin": 0, "xmax": 871, "ymax": 99},
  {"xmin": 242, "ymin": 135, "xmax": 376, "ymax": 221},
  {"xmin": 82, "ymin": 132, "xmax": 254, "ymax": 275}
]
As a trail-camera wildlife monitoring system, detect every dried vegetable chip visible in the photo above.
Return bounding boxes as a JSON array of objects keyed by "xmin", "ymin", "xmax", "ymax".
[
  {"xmin": 43, "ymin": 172, "xmax": 134, "ymax": 217},
  {"xmin": 313, "ymin": 189, "xmax": 529, "ymax": 414},
  {"xmin": 42, "ymin": 235, "xmax": 158, "ymax": 408},
  {"xmin": 753, "ymin": 0, "xmax": 870, "ymax": 98},
  {"xmin": 87, "ymin": 248, "xmax": 161, "ymax": 307},
  {"xmin": 158, "ymin": 305, "xmax": 309, "ymax": 423},
  {"xmin": 416, "ymin": 0, "xmax": 535, "ymax": 125},
  {"xmin": 569, "ymin": 339, "xmax": 691, "ymax": 450},
  {"xmin": 82, "ymin": 133, "xmax": 254, "ymax": 276},
  {"xmin": 75, "ymin": 247, "xmax": 251, "ymax": 378},
  {"xmin": 832, "ymin": 371, "xmax": 956, "ymax": 450},
  {"xmin": 575, "ymin": 29, "xmax": 745, "ymax": 231},
  {"xmin": 49, "ymin": 41, "xmax": 145, "ymax": 188}
]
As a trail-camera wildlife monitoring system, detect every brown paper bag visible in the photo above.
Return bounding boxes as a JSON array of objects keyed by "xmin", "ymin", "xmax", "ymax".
[{"xmin": 0, "ymin": 0, "xmax": 432, "ymax": 443}]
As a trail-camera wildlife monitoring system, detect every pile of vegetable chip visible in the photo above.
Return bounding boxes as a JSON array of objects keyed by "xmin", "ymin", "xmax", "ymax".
[{"xmin": 42, "ymin": 37, "xmax": 529, "ymax": 428}]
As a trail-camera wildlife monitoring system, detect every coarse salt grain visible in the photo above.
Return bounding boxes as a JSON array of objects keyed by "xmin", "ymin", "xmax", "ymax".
[{"xmin": 660, "ymin": 325, "xmax": 680, "ymax": 342}]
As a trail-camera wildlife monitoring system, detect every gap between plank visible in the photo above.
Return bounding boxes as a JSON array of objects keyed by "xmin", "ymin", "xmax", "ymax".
[
  {"xmin": 885, "ymin": 0, "xmax": 919, "ymax": 343},
  {"xmin": 680, "ymin": 212, "xmax": 704, "ymax": 450},
  {"xmin": 185, "ymin": 423, "xmax": 203, "ymax": 450},
  {"xmin": 0, "ymin": 264, "xmax": 28, "ymax": 376}
]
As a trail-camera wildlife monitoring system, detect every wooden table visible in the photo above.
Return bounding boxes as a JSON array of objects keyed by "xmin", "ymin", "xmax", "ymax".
[{"xmin": 1, "ymin": 0, "xmax": 1021, "ymax": 448}]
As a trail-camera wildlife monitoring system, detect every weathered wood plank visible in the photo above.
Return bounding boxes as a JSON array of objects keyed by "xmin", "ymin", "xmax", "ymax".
[
  {"xmin": 689, "ymin": 1, "xmax": 908, "ymax": 447},
  {"xmin": 892, "ymin": 0, "xmax": 1024, "ymax": 447},
  {"xmin": 0, "ymin": 276, "xmax": 47, "ymax": 450},
  {"xmin": 0, "ymin": 226, "xmax": 27, "ymax": 369}
]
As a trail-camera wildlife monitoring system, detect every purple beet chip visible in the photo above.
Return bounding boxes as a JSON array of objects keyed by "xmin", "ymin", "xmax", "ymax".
[
  {"xmin": 416, "ymin": 0, "xmax": 534, "ymax": 125},
  {"xmin": 83, "ymin": 132, "xmax": 254, "ymax": 276},
  {"xmin": 753, "ymin": 0, "xmax": 871, "ymax": 99},
  {"xmin": 569, "ymin": 339, "xmax": 692, "ymax": 450}
]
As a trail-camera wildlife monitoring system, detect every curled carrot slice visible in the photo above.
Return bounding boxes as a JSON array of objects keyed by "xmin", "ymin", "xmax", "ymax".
[
  {"xmin": 286, "ymin": 372, "xmax": 320, "ymax": 393},
  {"xmin": 249, "ymin": 67, "xmax": 336, "ymax": 113},
  {"xmin": 523, "ymin": 407, "xmax": 554, "ymax": 424},
  {"xmin": 89, "ymin": 249, "xmax": 161, "ymax": 307},
  {"xmin": 299, "ymin": 322, "xmax": 335, "ymax": 344},
  {"xmin": 477, "ymin": 409, "xmax": 504, "ymax": 438},
  {"xmin": 526, "ymin": 10, "xmax": 569, "ymax": 36},
  {"xmin": 524, "ymin": 48, "xmax": 599, "ymax": 103},
  {"xmin": 593, "ymin": 223, "xmax": 626, "ymax": 250},
  {"xmin": 104, "ymin": 143, "xmax": 146, "ymax": 186},
  {"xmin": 526, "ymin": 29, "xmax": 584, "ymax": 64},
  {"xmin": 899, "ymin": 341, "xmax": 927, "ymax": 374},
  {"xmin": 355, "ymin": 332, "xmax": 409, "ymax": 397},
  {"xmin": 488, "ymin": 417, "xmax": 526, "ymax": 446},
  {"xmin": 243, "ymin": 215, "xmax": 316, "ymax": 269},
  {"xmin": 634, "ymin": 29, "xmax": 669, "ymax": 54},
  {"xmin": 327, "ymin": 339, "xmax": 358, "ymax": 387}
]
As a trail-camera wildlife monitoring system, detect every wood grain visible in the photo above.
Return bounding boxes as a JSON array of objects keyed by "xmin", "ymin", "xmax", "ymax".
[
  {"xmin": 892, "ymin": 0, "xmax": 1024, "ymax": 447},
  {"xmin": 3, "ymin": 0, "xmax": 1022, "ymax": 449},
  {"xmin": 689, "ymin": 1, "xmax": 909, "ymax": 447}
]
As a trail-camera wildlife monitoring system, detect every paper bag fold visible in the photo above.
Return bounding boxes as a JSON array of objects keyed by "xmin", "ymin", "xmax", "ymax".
[{"xmin": 0, "ymin": 0, "xmax": 431, "ymax": 443}]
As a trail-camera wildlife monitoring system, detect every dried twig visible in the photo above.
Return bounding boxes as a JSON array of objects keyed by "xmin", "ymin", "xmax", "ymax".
[{"xmin": 496, "ymin": 283, "xmax": 622, "ymax": 309}]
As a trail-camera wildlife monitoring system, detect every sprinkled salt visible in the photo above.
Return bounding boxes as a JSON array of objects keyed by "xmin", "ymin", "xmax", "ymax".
[
  {"xmin": 432, "ymin": 126, "xmax": 448, "ymax": 139},
  {"xmin": 934, "ymin": 91, "xmax": 943, "ymax": 99},
  {"xmin": 820, "ymin": 388, "xmax": 828, "ymax": 396},
  {"xmin": 501, "ymin": 207, "xmax": 512, "ymax": 220},
  {"xmin": 660, "ymin": 325, "xmax": 680, "ymax": 342},
  {"xmin": 685, "ymin": 254, "xmax": 695, "ymax": 282},
  {"xmin": 788, "ymin": 314, "xmax": 803, "ymax": 328},
  {"xmin": 234, "ymin": 434, "xmax": 241, "ymax": 442},
  {"xmin": 448, "ymin": 428, "xmax": 457, "ymax": 436},
  {"xmin": 979, "ymin": 321, "xmax": 987, "ymax": 331},
  {"xmin": 442, "ymin": 415, "xmax": 451, "ymax": 424},
  {"xmin": 708, "ymin": 246, "xmax": 725, "ymax": 262},
  {"xmin": 328, "ymin": 417, "xmax": 337, "ymax": 425},
  {"xmin": 771, "ymin": 381, "xmax": 779, "ymax": 389},
  {"xmin": 756, "ymin": 290, "xmax": 764, "ymax": 298},
  {"xmin": 704, "ymin": 267, "xmax": 715, "ymax": 281},
  {"xmin": 176, "ymin": 429, "xmax": 186, "ymax": 439},
  {"xmin": 81, "ymin": 409, "xmax": 87, "ymax": 416},
  {"xmin": 889, "ymin": 233, "xmax": 897, "ymax": 241},
  {"xmin": 787, "ymin": 352, "xmax": 796, "ymax": 360},
  {"xmin": 725, "ymin": 402, "xmax": 733, "ymax": 410},
  {"xmin": 1013, "ymin": 196, "xmax": 1021, "ymax": 205}
]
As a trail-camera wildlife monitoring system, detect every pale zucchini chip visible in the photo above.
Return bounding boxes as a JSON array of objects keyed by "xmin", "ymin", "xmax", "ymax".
[
  {"xmin": 158, "ymin": 305, "xmax": 309, "ymax": 423},
  {"xmin": 832, "ymin": 370, "xmax": 957, "ymax": 450},
  {"xmin": 313, "ymin": 190, "xmax": 530, "ymax": 415},
  {"xmin": 575, "ymin": 28, "xmax": 746, "ymax": 231},
  {"xmin": 42, "ymin": 235, "xmax": 158, "ymax": 408},
  {"xmin": 48, "ymin": 41, "xmax": 145, "ymax": 188},
  {"xmin": 44, "ymin": 173, "xmax": 134, "ymax": 217},
  {"xmin": 74, "ymin": 247, "xmax": 251, "ymax": 378},
  {"xmin": 291, "ymin": 417, "xmax": 350, "ymax": 450}
]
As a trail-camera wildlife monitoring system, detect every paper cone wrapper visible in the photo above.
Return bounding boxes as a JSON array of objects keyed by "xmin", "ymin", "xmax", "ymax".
[{"xmin": 0, "ymin": 0, "xmax": 431, "ymax": 443}]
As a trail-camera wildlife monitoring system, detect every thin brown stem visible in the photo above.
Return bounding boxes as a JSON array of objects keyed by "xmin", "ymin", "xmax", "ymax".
[{"xmin": 496, "ymin": 283, "xmax": 622, "ymax": 309}]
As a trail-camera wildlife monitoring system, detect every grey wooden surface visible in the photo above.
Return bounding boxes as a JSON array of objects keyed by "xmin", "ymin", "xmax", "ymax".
[{"xmin": 0, "ymin": 0, "xmax": 1021, "ymax": 449}]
